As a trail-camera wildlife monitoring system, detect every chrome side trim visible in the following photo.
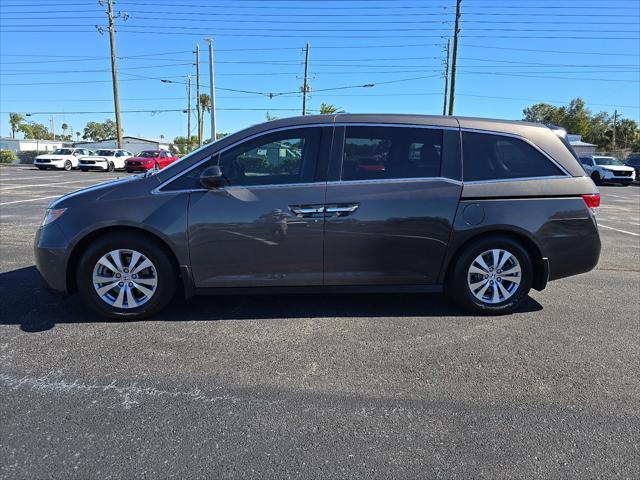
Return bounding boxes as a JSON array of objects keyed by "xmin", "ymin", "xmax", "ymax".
[
  {"xmin": 463, "ymin": 175, "xmax": 570, "ymax": 185},
  {"xmin": 152, "ymin": 123, "xmax": 334, "ymax": 194},
  {"xmin": 326, "ymin": 177, "xmax": 463, "ymax": 187},
  {"xmin": 460, "ymin": 127, "xmax": 572, "ymax": 177}
]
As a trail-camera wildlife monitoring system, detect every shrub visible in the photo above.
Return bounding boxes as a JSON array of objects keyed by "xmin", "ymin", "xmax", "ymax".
[
  {"xmin": 16, "ymin": 151, "xmax": 48, "ymax": 164},
  {"xmin": 0, "ymin": 150, "xmax": 17, "ymax": 164}
]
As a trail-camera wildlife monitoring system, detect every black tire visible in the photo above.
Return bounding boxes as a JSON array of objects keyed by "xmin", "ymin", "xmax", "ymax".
[
  {"xmin": 447, "ymin": 235, "xmax": 533, "ymax": 315},
  {"xmin": 80, "ymin": 168, "xmax": 88, "ymax": 172},
  {"xmin": 591, "ymin": 172, "xmax": 601, "ymax": 186},
  {"xmin": 36, "ymin": 165, "xmax": 46, "ymax": 170},
  {"xmin": 63, "ymin": 159, "xmax": 73, "ymax": 171},
  {"xmin": 107, "ymin": 161, "xmax": 115, "ymax": 172},
  {"xmin": 76, "ymin": 233, "xmax": 178, "ymax": 319}
]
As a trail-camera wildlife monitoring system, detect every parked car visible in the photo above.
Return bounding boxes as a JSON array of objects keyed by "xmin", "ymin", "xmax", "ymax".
[
  {"xmin": 124, "ymin": 150, "xmax": 178, "ymax": 173},
  {"xmin": 33, "ymin": 148, "xmax": 94, "ymax": 171},
  {"xmin": 35, "ymin": 114, "xmax": 601, "ymax": 319},
  {"xmin": 579, "ymin": 155, "xmax": 636, "ymax": 185},
  {"xmin": 624, "ymin": 154, "xmax": 640, "ymax": 180},
  {"xmin": 78, "ymin": 149, "xmax": 134, "ymax": 172}
]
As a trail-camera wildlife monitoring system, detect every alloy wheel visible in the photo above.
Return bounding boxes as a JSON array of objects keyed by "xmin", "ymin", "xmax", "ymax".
[
  {"xmin": 467, "ymin": 249, "xmax": 522, "ymax": 304},
  {"xmin": 92, "ymin": 249, "xmax": 158, "ymax": 309}
]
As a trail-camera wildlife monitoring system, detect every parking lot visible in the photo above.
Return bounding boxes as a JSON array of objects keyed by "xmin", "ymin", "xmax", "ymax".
[{"xmin": 1, "ymin": 165, "xmax": 638, "ymax": 478}]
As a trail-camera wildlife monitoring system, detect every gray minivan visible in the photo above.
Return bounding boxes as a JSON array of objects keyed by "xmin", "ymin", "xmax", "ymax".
[{"xmin": 35, "ymin": 114, "xmax": 601, "ymax": 319}]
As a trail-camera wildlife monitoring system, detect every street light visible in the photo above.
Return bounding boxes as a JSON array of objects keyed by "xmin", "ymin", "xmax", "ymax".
[{"xmin": 204, "ymin": 37, "xmax": 216, "ymax": 142}]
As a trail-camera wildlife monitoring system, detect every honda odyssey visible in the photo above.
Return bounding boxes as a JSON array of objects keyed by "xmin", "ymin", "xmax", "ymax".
[{"xmin": 35, "ymin": 114, "xmax": 601, "ymax": 319}]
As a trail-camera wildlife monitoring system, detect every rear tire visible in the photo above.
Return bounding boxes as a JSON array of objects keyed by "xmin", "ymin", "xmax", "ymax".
[
  {"xmin": 447, "ymin": 235, "xmax": 533, "ymax": 315},
  {"xmin": 76, "ymin": 233, "xmax": 178, "ymax": 320},
  {"xmin": 36, "ymin": 165, "xmax": 45, "ymax": 170},
  {"xmin": 80, "ymin": 168, "xmax": 88, "ymax": 172},
  {"xmin": 107, "ymin": 161, "xmax": 115, "ymax": 172}
]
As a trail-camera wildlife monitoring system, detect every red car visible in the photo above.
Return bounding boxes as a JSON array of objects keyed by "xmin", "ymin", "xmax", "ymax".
[{"xmin": 125, "ymin": 150, "xmax": 178, "ymax": 173}]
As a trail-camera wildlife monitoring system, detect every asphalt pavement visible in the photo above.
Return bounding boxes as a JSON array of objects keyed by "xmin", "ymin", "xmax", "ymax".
[{"xmin": 1, "ymin": 165, "xmax": 639, "ymax": 479}]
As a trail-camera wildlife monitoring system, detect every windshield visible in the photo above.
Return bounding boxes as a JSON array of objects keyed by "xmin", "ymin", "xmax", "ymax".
[
  {"xmin": 95, "ymin": 150, "xmax": 114, "ymax": 156},
  {"xmin": 138, "ymin": 151, "xmax": 159, "ymax": 158},
  {"xmin": 52, "ymin": 148, "xmax": 73, "ymax": 155},
  {"xmin": 595, "ymin": 157, "xmax": 623, "ymax": 166}
]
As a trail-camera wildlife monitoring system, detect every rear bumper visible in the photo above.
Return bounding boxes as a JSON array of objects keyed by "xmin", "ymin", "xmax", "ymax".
[
  {"xmin": 34, "ymin": 224, "xmax": 70, "ymax": 295},
  {"xmin": 547, "ymin": 217, "xmax": 601, "ymax": 282}
]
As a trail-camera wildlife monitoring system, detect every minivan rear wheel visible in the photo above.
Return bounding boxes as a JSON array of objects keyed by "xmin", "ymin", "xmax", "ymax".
[
  {"xmin": 76, "ymin": 233, "xmax": 177, "ymax": 319},
  {"xmin": 448, "ymin": 236, "xmax": 533, "ymax": 315}
]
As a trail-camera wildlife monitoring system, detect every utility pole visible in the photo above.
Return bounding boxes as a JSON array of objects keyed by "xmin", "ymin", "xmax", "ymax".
[
  {"xmin": 442, "ymin": 39, "xmax": 451, "ymax": 116},
  {"xmin": 195, "ymin": 44, "xmax": 202, "ymax": 146},
  {"xmin": 448, "ymin": 0, "xmax": 462, "ymax": 116},
  {"xmin": 301, "ymin": 42, "xmax": 310, "ymax": 115},
  {"xmin": 106, "ymin": 0, "xmax": 123, "ymax": 148},
  {"xmin": 187, "ymin": 75, "xmax": 192, "ymax": 149},
  {"xmin": 612, "ymin": 109, "xmax": 618, "ymax": 151},
  {"xmin": 50, "ymin": 117, "xmax": 55, "ymax": 141},
  {"xmin": 205, "ymin": 38, "xmax": 216, "ymax": 142}
]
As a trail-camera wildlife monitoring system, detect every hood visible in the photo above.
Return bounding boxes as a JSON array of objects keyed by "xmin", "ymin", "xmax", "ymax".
[
  {"xmin": 600, "ymin": 165, "xmax": 635, "ymax": 172},
  {"xmin": 128, "ymin": 156, "xmax": 157, "ymax": 161},
  {"xmin": 36, "ymin": 154, "xmax": 70, "ymax": 159},
  {"xmin": 79, "ymin": 155, "xmax": 109, "ymax": 161},
  {"xmin": 48, "ymin": 175, "xmax": 151, "ymax": 209}
]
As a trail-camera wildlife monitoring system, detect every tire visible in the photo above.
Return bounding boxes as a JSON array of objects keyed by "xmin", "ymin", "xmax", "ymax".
[
  {"xmin": 76, "ymin": 233, "xmax": 178, "ymax": 320},
  {"xmin": 63, "ymin": 159, "xmax": 73, "ymax": 171},
  {"xmin": 80, "ymin": 168, "xmax": 88, "ymax": 172},
  {"xmin": 107, "ymin": 161, "xmax": 115, "ymax": 172},
  {"xmin": 36, "ymin": 165, "xmax": 46, "ymax": 170},
  {"xmin": 591, "ymin": 172, "xmax": 601, "ymax": 186},
  {"xmin": 447, "ymin": 235, "xmax": 533, "ymax": 315}
]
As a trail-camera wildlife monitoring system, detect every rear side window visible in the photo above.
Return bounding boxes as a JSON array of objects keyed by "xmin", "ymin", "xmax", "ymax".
[
  {"xmin": 462, "ymin": 132, "xmax": 564, "ymax": 182},
  {"xmin": 341, "ymin": 126, "xmax": 443, "ymax": 181}
]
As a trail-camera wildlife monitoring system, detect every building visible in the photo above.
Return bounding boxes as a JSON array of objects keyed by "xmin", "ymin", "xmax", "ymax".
[
  {"xmin": 568, "ymin": 134, "xmax": 597, "ymax": 157},
  {"xmin": 0, "ymin": 137, "xmax": 69, "ymax": 152},
  {"xmin": 73, "ymin": 136, "xmax": 174, "ymax": 154}
]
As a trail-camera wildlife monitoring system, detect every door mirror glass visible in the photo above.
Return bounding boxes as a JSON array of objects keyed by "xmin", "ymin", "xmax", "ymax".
[{"xmin": 200, "ymin": 165, "xmax": 224, "ymax": 189}]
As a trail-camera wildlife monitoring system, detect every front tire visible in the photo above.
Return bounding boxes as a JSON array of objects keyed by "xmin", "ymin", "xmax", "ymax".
[
  {"xmin": 448, "ymin": 236, "xmax": 533, "ymax": 315},
  {"xmin": 63, "ymin": 160, "xmax": 73, "ymax": 171},
  {"xmin": 76, "ymin": 233, "xmax": 178, "ymax": 319}
]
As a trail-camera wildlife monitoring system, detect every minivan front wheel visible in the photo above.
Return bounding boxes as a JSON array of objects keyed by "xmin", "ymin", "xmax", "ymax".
[
  {"xmin": 448, "ymin": 236, "xmax": 533, "ymax": 314},
  {"xmin": 76, "ymin": 233, "xmax": 177, "ymax": 319}
]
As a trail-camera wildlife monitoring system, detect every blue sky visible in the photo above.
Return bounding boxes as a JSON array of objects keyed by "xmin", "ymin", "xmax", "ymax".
[{"xmin": 1, "ymin": 0, "xmax": 639, "ymax": 141}]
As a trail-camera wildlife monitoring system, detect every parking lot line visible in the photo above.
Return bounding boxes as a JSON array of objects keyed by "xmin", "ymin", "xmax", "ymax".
[
  {"xmin": 0, "ymin": 195, "xmax": 61, "ymax": 206},
  {"xmin": 0, "ymin": 179, "xmax": 108, "ymax": 191},
  {"xmin": 598, "ymin": 223, "xmax": 640, "ymax": 237},
  {"xmin": 0, "ymin": 175, "xmax": 70, "ymax": 182}
]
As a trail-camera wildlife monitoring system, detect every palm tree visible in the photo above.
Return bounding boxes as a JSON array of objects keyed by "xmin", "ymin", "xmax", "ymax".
[
  {"xmin": 319, "ymin": 103, "xmax": 345, "ymax": 114},
  {"xmin": 9, "ymin": 113, "xmax": 24, "ymax": 139},
  {"xmin": 61, "ymin": 123, "xmax": 69, "ymax": 139},
  {"xmin": 198, "ymin": 93, "xmax": 211, "ymax": 143},
  {"xmin": 75, "ymin": 131, "xmax": 81, "ymax": 141}
]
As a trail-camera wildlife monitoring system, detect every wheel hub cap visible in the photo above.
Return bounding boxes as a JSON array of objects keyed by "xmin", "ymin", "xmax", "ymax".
[
  {"xmin": 467, "ymin": 248, "xmax": 521, "ymax": 304},
  {"xmin": 92, "ymin": 249, "xmax": 157, "ymax": 309}
]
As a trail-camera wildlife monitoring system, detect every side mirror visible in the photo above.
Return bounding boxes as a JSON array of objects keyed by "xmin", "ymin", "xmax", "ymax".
[{"xmin": 200, "ymin": 165, "xmax": 225, "ymax": 189}]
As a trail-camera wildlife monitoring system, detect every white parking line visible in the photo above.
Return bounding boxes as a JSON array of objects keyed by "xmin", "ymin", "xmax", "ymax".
[
  {"xmin": 598, "ymin": 224, "xmax": 640, "ymax": 236},
  {"xmin": 0, "ymin": 175, "xmax": 70, "ymax": 182},
  {"xmin": 0, "ymin": 179, "xmax": 107, "ymax": 191},
  {"xmin": 0, "ymin": 195, "xmax": 61, "ymax": 206}
]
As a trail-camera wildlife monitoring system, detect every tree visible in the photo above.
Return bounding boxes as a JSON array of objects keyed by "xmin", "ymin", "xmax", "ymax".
[
  {"xmin": 61, "ymin": 123, "xmax": 69, "ymax": 138},
  {"xmin": 265, "ymin": 112, "xmax": 278, "ymax": 121},
  {"xmin": 174, "ymin": 135, "xmax": 198, "ymax": 154},
  {"xmin": 9, "ymin": 113, "xmax": 25, "ymax": 139},
  {"xmin": 82, "ymin": 119, "xmax": 117, "ymax": 141},
  {"xmin": 616, "ymin": 119, "xmax": 639, "ymax": 150},
  {"xmin": 18, "ymin": 122, "xmax": 53, "ymax": 140},
  {"xmin": 198, "ymin": 93, "xmax": 211, "ymax": 142},
  {"xmin": 75, "ymin": 131, "xmax": 81, "ymax": 141},
  {"xmin": 319, "ymin": 103, "xmax": 345, "ymax": 114}
]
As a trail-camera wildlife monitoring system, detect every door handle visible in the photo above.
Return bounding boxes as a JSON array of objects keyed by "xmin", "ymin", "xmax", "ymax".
[
  {"xmin": 289, "ymin": 205, "xmax": 325, "ymax": 216},
  {"xmin": 325, "ymin": 204, "xmax": 359, "ymax": 216}
]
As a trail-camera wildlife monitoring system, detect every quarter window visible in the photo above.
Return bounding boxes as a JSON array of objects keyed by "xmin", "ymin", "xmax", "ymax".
[
  {"xmin": 462, "ymin": 132, "xmax": 564, "ymax": 182},
  {"xmin": 341, "ymin": 126, "xmax": 443, "ymax": 181}
]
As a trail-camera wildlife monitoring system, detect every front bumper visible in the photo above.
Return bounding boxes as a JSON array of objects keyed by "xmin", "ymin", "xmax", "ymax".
[
  {"xmin": 34, "ymin": 159, "xmax": 65, "ymax": 168},
  {"xmin": 34, "ymin": 223, "xmax": 70, "ymax": 294},
  {"xmin": 79, "ymin": 162, "xmax": 108, "ymax": 171}
]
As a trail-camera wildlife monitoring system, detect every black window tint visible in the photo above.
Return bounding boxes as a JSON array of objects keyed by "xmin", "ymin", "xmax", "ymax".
[
  {"xmin": 462, "ymin": 132, "xmax": 564, "ymax": 181},
  {"xmin": 342, "ymin": 126, "xmax": 442, "ymax": 181}
]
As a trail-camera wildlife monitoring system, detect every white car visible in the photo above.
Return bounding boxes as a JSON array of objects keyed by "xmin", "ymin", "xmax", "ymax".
[
  {"xmin": 78, "ymin": 149, "xmax": 134, "ymax": 172},
  {"xmin": 34, "ymin": 148, "xmax": 94, "ymax": 171},
  {"xmin": 579, "ymin": 155, "xmax": 636, "ymax": 186}
]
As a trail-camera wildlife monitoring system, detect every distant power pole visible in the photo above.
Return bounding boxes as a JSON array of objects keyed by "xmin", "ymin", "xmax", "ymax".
[
  {"xmin": 205, "ymin": 38, "xmax": 216, "ymax": 142},
  {"xmin": 612, "ymin": 109, "xmax": 618, "ymax": 150},
  {"xmin": 448, "ymin": 0, "xmax": 462, "ymax": 116},
  {"xmin": 442, "ymin": 39, "xmax": 451, "ymax": 116},
  {"xmin": 50, "ymin": 117, "xmax": 55, "ymax": 141},
  {"xmin": 187, "ymin": 75, "xmax": 192, "ymax": 147},
  {"xmin": 301, "ymin": 42, "xmax": 310, "ymax": 115},
  {"xmin": 106, "ymin": 0, "xmax": 123, "ymax": 148},
  {"xmin": 195, "ymin": 44, "xmax": 202, "ymax": 146}
]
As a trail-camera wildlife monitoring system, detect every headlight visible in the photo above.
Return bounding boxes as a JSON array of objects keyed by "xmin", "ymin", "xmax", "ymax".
[{"xmin": 42, "ymin": 208, "xmax": 66, "ymax": 226}]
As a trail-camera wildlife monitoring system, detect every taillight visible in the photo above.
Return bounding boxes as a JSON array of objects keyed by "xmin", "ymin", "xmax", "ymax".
[{"xmin": 582, "ymin": 193, "xmax": 600, "ymax": 209}]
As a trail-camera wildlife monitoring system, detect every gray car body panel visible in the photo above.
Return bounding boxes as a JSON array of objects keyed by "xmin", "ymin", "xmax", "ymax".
[{"xmin": 34, "ymin": 114, "xmax": 601, "ymax": 297}]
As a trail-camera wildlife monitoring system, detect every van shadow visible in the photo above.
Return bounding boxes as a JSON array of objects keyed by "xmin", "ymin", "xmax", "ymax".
[{"xmin": 0, "ymin": 266, "xmax": 543, "ymax": 333}]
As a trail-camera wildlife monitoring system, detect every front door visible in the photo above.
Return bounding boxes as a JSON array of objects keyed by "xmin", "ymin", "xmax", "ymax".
[
  {"xmin": 187, "ymin": 126, "xmax": 331, "ymax": 288},
  {"xmin": 323, "ymin": 125, "xmax": 462, "ymax": 285}
]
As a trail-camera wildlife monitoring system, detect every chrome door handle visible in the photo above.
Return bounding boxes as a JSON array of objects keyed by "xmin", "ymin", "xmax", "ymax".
[
  {"xmin": 325, "ymin": 204, "xmax": 359, "ymax": 215},
  {"xmin": 290, "ymin": 205, "xmax": 325, "ymax": 215}
]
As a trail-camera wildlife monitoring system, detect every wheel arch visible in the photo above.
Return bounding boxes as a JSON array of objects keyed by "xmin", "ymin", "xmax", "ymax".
[
  {"xmin": 66, "ymin": 225, "xmax": 182, "ymax": 294},
  {"xmin": 442, "ymin": 229, "xmax": 548, "ymax": 291}
]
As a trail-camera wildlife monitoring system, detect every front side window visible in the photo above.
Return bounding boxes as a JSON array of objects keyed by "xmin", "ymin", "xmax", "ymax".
[
  {"xmin": 138, "ymin": 151, "xmax": 159, "ymax": 158},
  {"xmin": 162, "ymin": 127, "xmax": 322, "ymax": 191},
  {"xmin": 462, "ymin": 132, "xmax": 565, "ymax": 182},
  {"xmin": 341, "ymin": 126, "xmax": 442, "ymax": 181}
]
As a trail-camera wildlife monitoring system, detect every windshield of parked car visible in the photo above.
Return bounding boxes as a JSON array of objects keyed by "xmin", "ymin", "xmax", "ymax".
[
  {"xmin": 595, "ymin": 157, "xmax": 623, "ymax": 166},
  {"xmin": 95, "ymin": 150, "xmax": 115, "ymax": 156},
  {"xmin": 51, "ymin": 149, "xmax": 73, "ymax": 155},
  {"xmin": 138, "ymin": 151, "xmax": 159, "ymax": 158}
]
